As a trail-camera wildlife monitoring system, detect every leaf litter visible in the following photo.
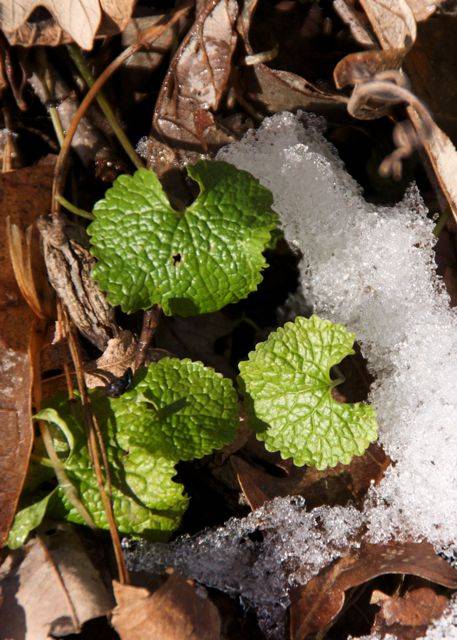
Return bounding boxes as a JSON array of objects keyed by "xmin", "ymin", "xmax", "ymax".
[{"xmin": 3, "ymin": 1, "xmax": 457, "ymax": 639}]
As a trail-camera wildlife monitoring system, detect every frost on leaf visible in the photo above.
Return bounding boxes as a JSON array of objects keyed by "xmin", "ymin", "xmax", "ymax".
[
  {"xmin": 88, "ymin": 160, "xmax": 277, "ymax": 316},
  {"xmin": 239, "ymin": 315, "xmax": 378, "ymax": 469}
]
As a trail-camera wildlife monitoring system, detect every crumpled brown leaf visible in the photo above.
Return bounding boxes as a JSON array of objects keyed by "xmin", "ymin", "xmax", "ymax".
[
  {"xmin": 151, "ymin": 0, "xmax": 238, "ymax": 166},
  {"xmin": 237, "ymin": 0, "xmax": 346, "ymax": 114},
  {"xmin": 0, "ymin": 155, "xmax": 55, "ymax": 547},
  {"xmin": 231, "ymin": 442, "xmax": 389, "ymax": 511},
  {"xmin": 372, "ymin": 586, "xmax": 448, "ymax": 639},
  {"xmin": 0, "ymin": 0, "xmax": 136, "ymax": 49},
  {"xmin": 289, "ymin": 542, "xmax": 457, "ymax": 640},
  {"xmin": 112, "ymin": 572, "xmax": 221, "ymax": 640},
  {"xmin": 84, "ymin": 330, "xmax": 137, "ymax": 388},
  {"xmin": 0, "ymin": 525, "xmax": 113, "ymax": 639}
]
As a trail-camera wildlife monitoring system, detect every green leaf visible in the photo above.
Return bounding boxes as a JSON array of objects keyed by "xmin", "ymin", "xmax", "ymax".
[
  {"xmin": 88, "ymin": 161, "xmax": 277, "ymax": 316},
  {"xmin": 7, "ymin": 490, "xmax": 57, "ymax": 549},
  {"xmin": 26, "ymin": 357, "xmax": 237, "ymax": 541},
  {"xmin": 112, "ymin": 358, "xmax": 238, "ymax": 461},
  {"xmin": 34, "ymin": 407, "xmax": 75, "ymax": 456},
  {"xmin": 123, "ymin": 448, "xmax": 188, "ymax": 511},
  {"xmin": 239, "ymin": 315, "xmax": 378, "ymax": 469},
  {"xmin": 54, "ymin": 445, "xmax": 187, "ymax": 540}
]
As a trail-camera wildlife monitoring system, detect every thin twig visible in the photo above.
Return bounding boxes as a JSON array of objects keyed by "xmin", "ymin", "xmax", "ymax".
[
  {"xmin": 30, "ymin": 321, "xmax": 96, "ymax": 529},
  {"xmin": 62, "ymin": 307, "xmax": 129, "ymax": 584},
  {"xmin": 52, "ymin": 2, "xmax": 192, "ymax": 217}
]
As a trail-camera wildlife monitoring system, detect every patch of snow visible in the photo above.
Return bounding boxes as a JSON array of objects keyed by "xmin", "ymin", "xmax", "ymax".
[
  {"xmin": 124, "ymin": 497, "xmax": 363, "ymax": 638},
  {"xmin": 218, "ymin": 111, "xmax": 457, "ymax": 548}
]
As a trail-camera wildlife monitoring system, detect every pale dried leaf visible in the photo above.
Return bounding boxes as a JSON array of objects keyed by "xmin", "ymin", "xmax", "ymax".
[
  {"xmin": 333, "ymin": 0, "xmax": 376, "ymax": 47},
  {"xmin": 238, "ymin": 0, "xmax": 345, "ymax": 113},
  {"xmin": 354, "ymin": 0, "xmax": 457, "ymax": 224},
  {"xmin": 0, "ymin": 525, "xmax": 113, "ymax": 639},
  {"xmin": 407, "ymin": 0, "xmax": 444, "ymax": 21},
  {"xmin": 359, "ymin": 0, "xmax": 417, "ymax": 50},
  {"xmin": 112, "ymin": 572, "xmax": 221, "ymax": 640},
  {"xmin": 0, "ymin": 0, "xmax": 136, "ymax": 49},
  {"xmin": 408, "ymin": 109, "xmax": 457, "ymax": 224}
]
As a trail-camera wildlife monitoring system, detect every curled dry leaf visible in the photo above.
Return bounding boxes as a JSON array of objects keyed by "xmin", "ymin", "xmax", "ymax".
[
  {"xmin": 0, "ymin": 525, "xmax": 113, "ymax": 639},
  {"xmin": 0, "ymin": 156, "xmax": 55, "ymax": 547},
  {"xmin": 237, "ymin": 0, "xmax": 346, "ymax": 114},
  {"xmin": 38, "ymin": 216, "xmax": 117, "ymax": 351},
  {"xmin": 151, "ymin": 0, "xmax": 238, "ymax": 163},
  {"xmin": 112, "ymin": 572, "xmax": 221, "ymax": 640},
  {"xmin": 289, "ymin": 542, "xmax": 457, "ymax": 640},
  {"xmin": 350, "ymin": 0, "xmax": 457, "ymax": 223},
  {"xmin": 373, "ymin": 586, "xmax": 449, "ymax": 638},
  {"xmin": 84, "ymin": 329, "xmax": 137, "ymax": 388},
  {"xmin": 0, "ymin": 0, "xmax": 136, "ymax": 49}
]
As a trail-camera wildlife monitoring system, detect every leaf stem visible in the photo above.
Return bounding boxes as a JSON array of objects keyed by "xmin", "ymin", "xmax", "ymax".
[
  {"xmin": 66, "ymin": 44, "xmax": 143, "ymax": 170},
  {"xmin": 56, "ymin": 194, "xmax": 94, "ymax": 220}
]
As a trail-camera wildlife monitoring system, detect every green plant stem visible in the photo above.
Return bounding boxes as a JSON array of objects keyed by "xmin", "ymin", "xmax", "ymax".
[
  {"xmin": 433, "ymin": 210, "xmax": 449, "ymax": 237},
  {"xmin": 67, "ymin": 44, "xmax": 144, "ymax": 170},
  {"xmin": 38, "ymin": 420, "xmax": 96, "ymax": 529},
  {"xmin": 56, "ymin": 194, "xmax": 94, "ymax": 220}
]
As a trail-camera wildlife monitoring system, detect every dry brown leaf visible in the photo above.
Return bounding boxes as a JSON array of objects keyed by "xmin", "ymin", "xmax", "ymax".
[
  {"xmin": 352, "ymin": 0, "xmax": 457, "ymax": 223},
  {"xmin": 0, "ymin": 0, "xmax": 136, "ymax": 49},
  {"xmin": 373, "ymin": 586, "xmax": 448, "ymax": 638},
  {"xmin": 0, "ymin": 525, "xmax": 113, "ymax": 638},
  {"xmin": 237, "ymin": 0, "xmax": 346, "ymax": 114},
  {"xmin": 152, "ymin": 0, "xmax": 238, "ymax": 157},
  {"xmin": 0, "ymin": 155, "xmax": 55, "ymax": 547},
  {"xmin": 289, "ymin": 542, "xmax": 457, "ymax": 640},
  {"xmin": 85, "ymin": 330, "xmax": 137, "ymax": 388},
  {"xmin": 231, "ymin": 443, "xmax": 389, "ymax": 511},
  {"xmin": 112, "ymin": 572, "xmax": 221, "ymax": 640},
  {"xmin": 333, "ymin": 0, "xmax": 376, "ymax": 47}
]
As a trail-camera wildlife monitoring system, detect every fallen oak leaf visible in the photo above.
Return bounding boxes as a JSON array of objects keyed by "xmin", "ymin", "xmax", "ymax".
[
  {"xmin": 0, "ymin": 524, "xmax": 113, "ymax": 639},
  {"xmin": 289, "ymin": 542, "xmax": 457, "ymax": 640},
  {"xmin": 0, "ymin": 155, "xmax": 55, "ymax": 547},
  {"xmin": 112, "ymin": 572, "xmax": 221, "ymax": 640}
]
